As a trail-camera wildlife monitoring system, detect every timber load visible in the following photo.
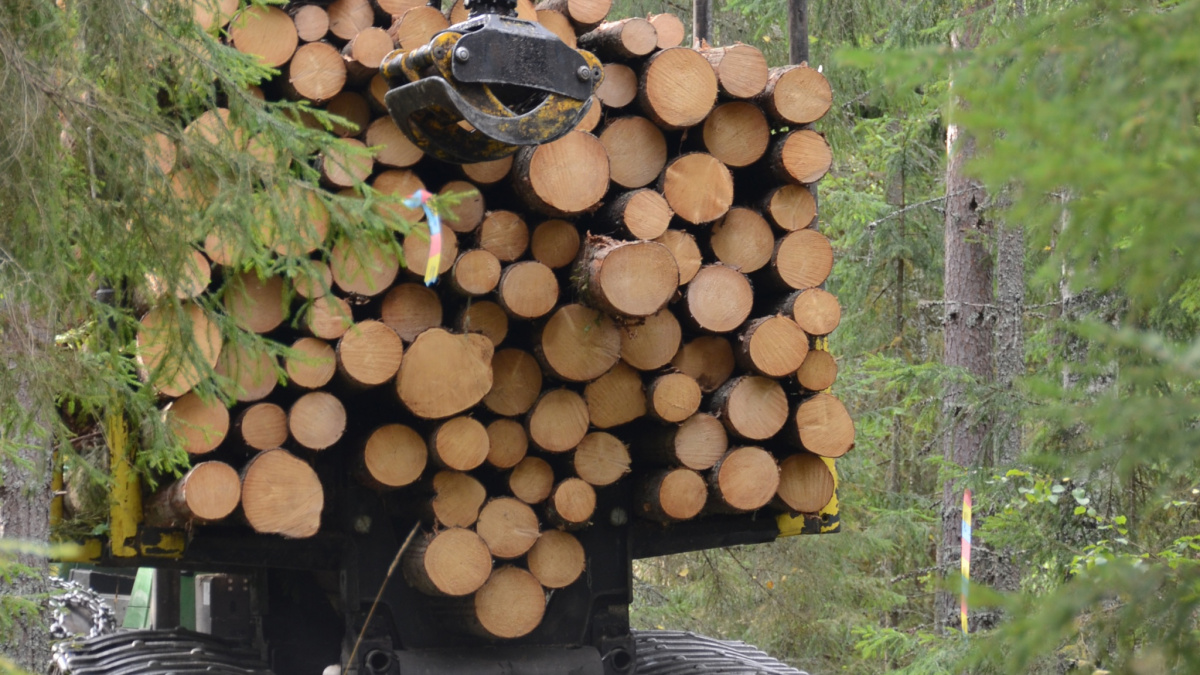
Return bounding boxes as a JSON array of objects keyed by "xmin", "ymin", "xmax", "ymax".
[{"xmin": 127, "ymin": 0, "xmax": 850, "ymax": 641}]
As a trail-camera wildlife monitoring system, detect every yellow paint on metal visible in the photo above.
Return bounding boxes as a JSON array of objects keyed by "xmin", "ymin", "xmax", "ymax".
[
  {"xmin": 57, "ymin": 538, "xmax": 103, "ymax": 563},
  {"xmin": 106, "ymin": 413, "xmax": 142, "ymax": 558},
  {"xmin": 818, "ymin": 457, "xmax": 840, "ymax": 532},
  {"xmin": 139, "ymin": 530, "xmax": 186, "ymax": 558}
]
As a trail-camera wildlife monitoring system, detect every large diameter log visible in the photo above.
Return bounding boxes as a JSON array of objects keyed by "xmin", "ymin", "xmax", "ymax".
[
  {"xmin": 769, "ymin": 229, "xmax": 834, "ymax": 290},
  {"xmin": 619, "ymin": 309, "xmax": 680, "ymax": 372},
  {"xmin": 683, "ymin": 264, "xmax": 753, "ymax": 334},
  {"xmin": 396, "ymin": 329, "xmax": 494, "ymax": 419},
  {"xmin": 792, "ymin": 393, "xmax": 854, "ymax": 458},
  {"xmin": 527, "ymin": 530, "xmax": 585, "ymax": 589},
  {"xmin": 390, "ymin": 6, "xmax": 450, "ymax": 51},
  {"xmin": 456, "ymin": 300, "xmax": 508, "ymax": 348},
  {"xmin": 235, "ymin": 402, "xmax": 288, "ymax": 451},
  {"xmin": 788, "ymin": 288, "xmax": 842, "ymax": 336},
  {"xmin": 776, "ymin": 453, "xmax": 835, "ymax": 513},
  {"xmin": 763, "ymin": 184, "xmax": 817, "ymax": 232},
  {"xmin": 224, "ymin": 271, "xmax": 286, "ymax": 334},
  {"xmin": 471, "ymin": 566, "xmax": 546, "ymax": 640},
  {"xmin": 215, "ymin": 340, "xmax": 277, "ymax": 403},
  {"xmin": 699, "ymin": 44, "xmax": 769, "ymax": 99},
  {"xmin": 573, "ymin": 431, "xmax": 630, "ymax": 486},
  {"xmin": 450, "ymin": 249, "xmax": 502, "ymax": 297},
  {"xmin": 509, "ymin": 456, "xmax": 554, "ymax": 504},
  {"xmin": 230, "ymin": 6, "xmax": 298, "ymax": 68},
  {"xmin": 643, "ymin": 412, "xmax": 728, "ymax": 470},
  {"xmin": 285, "ymin": 42, "xmax": 347, "ymax": 103},
  {"xmin": 736, "ymin": 315, "xmax": 810, "ymax": 378},
  {"xmin": 534, "ymin": 0, "xmax": 610, "ymax": 32},
  {"xmin": 358, "ymin": 424, "xmax": 427, "ymax": 490},
  {"xmin": 584, "ymin": 361, "xmax": 647, "ymax": 429},
  {"xmin": 639, "ymin": 468, "xmax": 706, "ymax": 523},
  {"xmin": 327, "ymin": 0, "xmax": 374, "ymax": 40},
  {"xmin": 486, "ymin": 419, "xmax": 528, "ymax": 469},
  {"xmin": 708, "ymin": 446, "xmax": 779, "ymax": 512},
  {"xmin": 546, "ymin": 477, "xmax": 596, "ymax": 529},
  {"xmin": 537, "ymin": 304, "xmax": 621, "ymax": 382},
  {"xmin": 711, "ymin": 375, "xmax": 788, "ymax": 441},
  {"xmin": 531, "ymin": 219, "xmax": 581, "ymax": 269},
  {"xmin": 403, "ymin": 528, "xmax": 492, "ymax": 597},
  {"xmin": 429, "ymin": 417, "xmax": 489, "ymax": 471},
  {"xmin": 305, "ymin": 296, "xmax": 354, "ymax": 341},
  {"xmin": 770, "ymin": 130, "xmax": 833, "ymax": 185},
  {"xmin": 341, "ymin": 26, "xmax": 392, "ymax": 83},
  {"xmin": 599, "ymin": 118, "xmax": 667, "ymax": 190},
  {"xmin": 638, "ymin": 48, "xmax": 718, "ymax": 130},
  {"xmin": 797, "ymin": 349, "xmax": 838, "ymax": 392},
  {"xmin": 479, "ymin": 210, "xmax": 530, "ymax": 262},
  {"xmin": 595, "ymin": 63, "xmax": 637, "ymax": 109},
  {"xmin": 671, "ymin": 336, "xmax": 735, "ymax": 392},
  {"xmin": 484, "ymin": 349, "xmax": 543, "ymax": 416},
  {"xmin": 337, "ymin": 320, "xmax": 404, "ymax": 387},
  {"xmin": 512, "ymin": 131, "xmax": 609, "ymax": 217},
  {"xmin": 137, "ymin": 302, "xmax": 223, "ymax": 397},
  {"xmin": 709, "ymin": 207, "xmax": 775, "ymax": 273},
  {"xmin": 654, "ymin": 230, "xmax": 702, "ymax": 285},
  {"xmin": 578, "ymin": 237, "xmax": 678, "ymax": 318},
  {"xmin": 594, "ymin": 189, "xmax": 672, "ymax": 240},
  {"xmin": 660, "ymin": 153, "xmax": 733, "ymax": 225},
  {"xmin": 144, "ymin": 461, "xmax": 241, "ymax": 528},
  {"xmin": 381, "ymin": 283, "xmax": 443, "ymax": 342},
  {"xmin": 438, "ymin": 180, "xmax": 485, "ymax": 233},
  {"xmin": 578, "ymin": 18, "xmax": 657, "ymax": 59},
  {"xmin": 166, "ymin": 392, "xmax": 229, "ymax": 456},
  {"xmin": 701, "ymin": 102, "xmax": 770, "ymax": 168},
  {"xmin": 241, "ymin": 449, "xmax": 324, "ymax": 538},
  {"xmin": 430, "ymin": 470, "xmax": 487, "ymax": 527},
  {"xmin": 497, "ymin": 261, "xmax": 560, "ymax": 320},
  {"xmin": 527, "ymin": 389, "xmax": 589, "ymax": 452},
  {"xmin": 289, "ymin": 391, "xmax": 347, "ymax": 451},
  {"xmin": 290, "ymin": 4, "xmax": 329, "ymax": 41},
  {"xmin": 755, "ymin": 65, "xmax": 832, "ymax": 126},
  {"xmin": 330, "ymin": 238, "xmax": 401, "ymax": 297},
  {"xmin": 477, "ymin": 497, "xmax": 540, "ymax": 559},
  {"xmin": 647, "ymin": 13, "xmax": 685, "ymax": 49},
  {"xmin": 647, "ymin": 373, "xmax": 702, "ymax": 424},
  {"xmin": 367, "ymin": 116, "xmax": 424, "ymax": 168}
]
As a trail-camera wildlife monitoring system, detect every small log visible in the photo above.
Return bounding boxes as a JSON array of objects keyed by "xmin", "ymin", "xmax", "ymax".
[
  {"xmin": 755, "ymin": 65, "xmax": 832, "ymax": 126},
  {"xmin": 574, "ymin": 97, "xmax": 602, "ymax": 132},
  {"xmin": 536, "ymin": 304, "xmax": 621, "ymax": 382},
  {"xmin": 450, "ymin": 249, "xmax": 502, "ymax": 297},
  {"xmin": 289, "ymin": 391, "xmax": 347, "ymax": 451},
  {"xmin": 735, "ymin": 315, "xmax": 809, "ymax": 378},
  {"xmin": 699, "ymin": 44, "xmax": 769, "ymax": 99},
  {"xmin": 389, "ymin": 6, "xmax": 450, "ymax": 51},
  {"xmin": 456, "ymin": 300, "xmax": 509, "ymax": 347},
  {"xmin": 788, "ymin": 288, "xmax": 841, "ymax": 336},
  {"xmin": 381, "ymin": 283, "xmax": 444, "ymax": 342},
  {"xmin": 683, "ymin": 264, "xmax": 753, "ymax": 334},
  {"xmin": 537, "ymin": 9, "xmax": 577, "ymax": 47},
  {"xmin": 768, "ymin": 229, "xmax": 834, "ymax": 290},
  {"xmin": 374, "ymin": 169, "xmax": 428, "ymax": 223},
  {"xmin": 304, "ymin": 295, "xmax": 355, "ymax": 341},
  {"xmin": 484, "ymin": 348, "xmax": 543, "ymax": 416},
  {"xmin": 584, "ymin": 360, "xmax": 647, "ymax": 429},
  {"xmin": 709, "ymin": 207, "xmax": 774, "ymax": 273},
  {"xmin": 659, "ymin": 153, "xmax": 734, "ymax": 225},
  {"xmin": 327, "ymin": 0, "xmax": 374, "ymax": 41},
  {"xmin": 512, "ymin": 131, "xmax": 609, "ymax": 217},
  {"xmin": 527, "ymin": 530, "xmax": 585, "ymax": 589},
  {"xmin": 619, "ymin": 308, "xmax": 681, "ymax": 372},
  {"xmin": 137, "ymin": 303, "xmax": 223, "ymax": 398},
  {"xmin": 497, "ymin": 261, "xmax": 560, "ymax": 320},
  {"xmin": 643, "ymin": 412, "xmax": 727, "ymax": 470},
  {"xmin": 329, "ymin": 238, "xmax": 401, "ymax": 297},
  {"xmin": 776, "ymin": 453, "xmax": 834, "ymax": 513},
  {"xmin": 166, "ymin": 391, "xmax": 229, "ymax": 456},
  {"xmin": 638, "ymin": 48, "xmax": 718, "ymax": 130},
  {"xmin": 769, "ymin": 129, "xmax": 833, "ymax": 185},
  {"xmin": 320, "ymin": 138, "xmax": 373, "ymax": 188},
  {"xmin": 429, "ymin": 470, "xmax": 487, "ymax": 527},
  {"xmin": 646, "ymin": 372, "xmax": 702, "ymax": 424},
  {"xmin": 509, "ymin": 456, "xmax": 555, "ymax": 504},
  {"xmin": 595, "ymin": 63, "xmax": 638, "ymax": 109},
  {"xmin": 224, "ymin": 270, "xmax": 286, "ymax": 334},
  {"xmin": 595, "ymin": 189, "xmax": 672, "ymax": 240},
  {"xmin": 429, "ymin": 416, "xmax": 489, "ymax": 471},
  {"xmin": 173, "ymin": 168, "xmax": 219, "ymax": 208},
  {"xmin": 478, "ymin": 211, "xmax": 530, "ymax": 262},
  {"xmin": 235, "ymin": 402, "xmax": 288, "ymax": 451},
  {"xmin": 577, "ymin": 236, "xmax": 678, "ymax": 318},
  {"xmin": 395, "ymin": 328, "xmax": 494, "ymax": 419},
  {"xmin": 293, "ymin": 260, "xmax": 332, "ymax": 300},
  {"xmin": 327, "ymin": 91, "xmax": 371, "ymax": 137},
  {"xmin": 215, "ymin": 340, "xmax": 277, "ymax": 403},
  {"xmin": 341, "ymin": 26, "xmax": 393, "ymax": 83},
  {"xmin": 144, "ymin": 461, "xmax": 241, "ymax": 528},
  {"xmin": 763, "ymin": 184, "xmax": 817, "ymax": 232},
  {"xmin": 366, "ymin": 116, "xmax": 423, "ymax": 168},
  {"xmin": 573, "ymin": 431, "xmax": 630, "ymax": 486},
  {"xmin": 578, "ymin": 18, "xmax": 658, "ymax": 59},
  {"xmin": 358, "ymin": 423, "xmax": 427, "ymax": 490},
  {"xmin": 598, "ymin": 117, "xmax": 667, "ymax": 189},
  {"xmin": 530, "ymin": 219, "xmax": 581, "ymax": 269},
  {"xmin": 337, "ymin": 320, "xmax": 404, "ymax": 387},
  {"xmin": 639, "ymin": 468, "xmax": 706, "ymax": 523},
  {"xmin": 470, "ymin": 566, "xmax": 545, "ymax": 640},
  {"xmin": 230, "ymin": 6, "xmax": 298, "ymax": 68},
  {"xmin": 241, "ymin": 449, "xmax": 324, "ymax": 539},
  {"xmin": 476, "ymin": 497, "xmax": 540, "ymax": 559},
  {"xmin": 402, "ymin": 223, "xmax": 458, "ymax": 281},
  {"xmin": 708, "ymin": 446, "xmax": 779, "ymax": 512},
  {"xmin": 461, "ymin": 156, "xmax": 513, "ymax": 185},
  {"xmin": 285, "ymin": 42, "xmax": 347, "ymax": 103},
  {"xmin": 546, "ymin": 478, "xmax": 596, "ymax": 529},
  {"xmin": 290, "ymin": 4, "xmax": 329, "ymax": 42},
  {"xmin": 671, "ymin": 336, "xmax": 735, "ymax": 392},
  {"xmin": 527, "ymin": 389, "xmax": 590, "ymax": 452},
  {"xmin": 710, "ymin": 375, "xmax": 788, "ymax": 441},
  {"xmin": 403, "ymin": 528, "xmax": 492, "ymax": 596},
  {"xmin": 534, "ymin": 0, "xmax": 610, "ymax": 32},
  {"xmin": 647, "ymin": 13, "xmax": 684, "ymax": 49},
  {"xmin": 796, "ymin": 349, "xmax": 837, "ymax": 392},
  {"xmin": 143, "ymin": 249, "xmax": 210, "ymax": 300},
  {"xmin": 194, "ymin": 0, "xmax": 239, "ymax": 32},
  {"xmin": 792, "ymin": 393, "xmax": 854, "ymax": 458},
  {"xmin": 486, "ymin": 419, "xmax": 529, "ymax": 470},
  {"xmin": 145, "ymin": 131, "xmax": 176, "ymax": 175},
  {"xmin": 438, "ymin": 180, "xmax": 485, "ymax": 233},
  {"xmin": 654, "ymin": 230, "xmax": 702, "ymax": 285},
  {"xmin": 702, "ymin": 102, "xmax": 770, "ymax": 168},
  {"xmin": 259, "ymin": 185, "xmax": 331, "ymax": 257}
]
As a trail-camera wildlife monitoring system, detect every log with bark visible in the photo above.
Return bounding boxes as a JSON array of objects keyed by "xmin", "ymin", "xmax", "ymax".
[
  {"xmin": 577, "ymin": 237, "xmax": 678, "ymax": 318},
  {"xmin": 144, "ymin": 461, "xmax": 241, "ymax": 528},
  {"xmin": 639, "ymin": 468, "xmax": 707, "ymax": 523},
  {"xmin": 403, "ymin": 527, "xmax": 493, "ymax": 596}
]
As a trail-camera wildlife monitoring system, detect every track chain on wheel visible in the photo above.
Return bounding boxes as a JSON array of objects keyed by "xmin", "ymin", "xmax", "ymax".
[
  {"xmin": 53, "ymin": 628, "xmax": 275, "ymax": 675},
  {"xmin": 633, "ymin": 630, "xmax": 810, "ymax": 675}
]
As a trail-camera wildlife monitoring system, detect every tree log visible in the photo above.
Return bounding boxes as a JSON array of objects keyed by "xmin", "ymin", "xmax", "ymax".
[
  {"xmin": 710, "ymin": 375, "xmax": 788, "ymax": 441},
  {"xmin": 224, "ymin": 270, "xmax": 287, "ymax": 334},
  {"xmin": 320, "ymin": 138, "xmax": 373, "ymax": 188},
  {"xmin": 683, "ymin": 264, "xmax": 753, "ymax": 333},
  {"xmin": 639, "ymin": 468, "xmax": 707, "ymax": 523},
  {"xmin": 527, "ymin": 530, "xmax": 585, "ymax": 589},
  {"xmin": 428, "ymin": 416, "xmax": 489, "ymax": 471},
  {"xmin": 787, "ymin": 287, "xmax": 841, "ymax": 336},
  {"xmin": 546, "ymin": 477, "xmax": 596, "ymax": 528},
  {"xmin": 584, "ymin": 360, "xmax": 647, "ymax": 428},
  {"xmin": 486, "ymin": 419, "xmax": 528, "ymax": 469},
  {"xmin": 304, "ymin": 296, "xmax": 354, "ymax": 341},
  {"xmin": 509, "ymin": 456, "xmax": 554, "ymax": 504},
  {"xmin": 527, "ymin": 388, "xmax": 590, "ymax": 452},
  {"xmin": 381, "ymin": 283, "xmax": 443, "ymax": 342},
  {"xmin": 735, "ymin": 315, "xmax": 809, "ymax": 378},
  {"xmin": 215, "ymin": 340, "xmax": 277, "ymax": 403},
  {"xmin": 512, "ymin": 131, "xmax": 609, "ymax": 217},
  {"xmin": 430, "ymin": 470, "xmax": 487, "ymax": 527},
  {"xmin": 241, "ymin": 449, "xmax": 324, "ymax": 538},
  {"xmin": 456, "ymin": 300, "xmax": 508, "ymax": 347},
  {"xmin": 638, "ymin": 48, "xmax": 718, "ymax": 130},
  {"xmin": 374, "ymin": 168, "xmax": 429, "ymax": 223},
  {"xmin": 599, "ymin": 117, "xmax": 667, "ymax": 189},
  {"xmin": 671, "ymin": 336, "xmax": 734, "ymax": 392},
  {"xmin": 796, "ymin": 348, "xmax": 837, "ymax": 391},
  {"xmin": 290, "ymin": 4, "xmax": 329, "ymax": 42},
  {"xmin": 358, "ymin": 423, "xmax": 427, "ymax": 490},
  {"xmin": 143, "ymin": 249, "xmax": 210, "ymax": 300},
  {"xmin": 708, "ymin": 446, "xmax": 779, "ymax": 512},
  {"xmin": 367, "ymin": 116, "xmax": 424, "ymax": 169},
  {"xmin": 763, "ymin": 184, "xmax": 817, "ymax": 232},
  {"xmin": 647, "ymin": 13, "xmax": 685, "ymax": 49},
  {"xmin": 702, "ymin": 102, "xmax": 769, "ymax": 168},
  {"xmin": 536, "ymin": 304, "xmax": 621, "ymax": 382},
  {"xmin": 577, "ymin": 236, "xmax": 678, "ymax": 318},
  {"xmin": 327, "ymin": 91, "xmax": 371, "ymax": 137},
  {"xmin": 336, "ymin": 320, "xmax": 404, "ymax": 387},
  {"xmin": 654, "ymin": 230, "xmax": 702, "ymax": 285},
  {"xmin": 230, "ymin": 6, "xmax": 298, "ymax": 68},
  {"xmin": 166, "ymin": 391, "xmax": 229, "ymax": 456},
  {"xmin": 792, "ymin": 392, "xmax": 854, "ymax": 458},
  {"xmin": 235, "ymin": 402, "xmax": 289, "ymax": 451},
  {"xmin": 594, "ymin": 189, "xmax": 672, "ymax": 240},
  {"xmin": 537, "ymin": 9, "xmax": 577, "ymax": 47},
  {"xmin": 775, "ymin": 453, "xmax": 834, "ymax": 513},
  {"xmin": 485, "ymin": 348, "xmax": 543, "ymax": 416},
  {"xmin": 327, "ymin": 0, "xmax": 374, "ymax": 40},
  {"xmin": 754, "ymin": 65, "xmax": 832, "ymax": 126},
  {"xmin": 376, "ymin": 0, "xmax": 426, "ymax": 20},
  {"xmin": 534, "ymin": 0, "xmax": 610, "ymax": 32},
  {"xmin": 530, "ymin": 219, "xmax": 581, "ymax": 269},
  {"xmin": 403, "ymin": 222, "xmax": 459, "ymax": 281},
  {"xmin": 646, "ymin": 372, "xmax": 702, "ymax": 423},
  {"xmin": 330, "ymin": 238, "xmax": 401, "ymax": 297},
  {"xmin": 574, "ymin": 97, "xmax": 602, "ymax": 132},
  {"xmin": 285, "ymin": 42, "xmax": 347, "ymax": 103},
  {"xmin": 659, "ymin": 153, "xmax": 733, "ymax": 225},
  {"xmin": 619, "ymin": 308, "xmax": 681, "ymax": 372},
  {"xmin": 289, "ymin": 391, "xmax": 347, "ymax": 451},
  {"xmin": 396, "ymin": 328, "xmax": 494, "ymax": 419},
  {"xmin": 595, "ymin": 63, "xmax": 638, "ymax": 108},
  {"xmin": 478, "ymin": 210, "xmax": 530, "ymax": 262},
  {"xmin": 477, "ymin": 497, "xmax": 540, "ymax": 558},
  {"xmin": 709, "ymin": 207, "xmax": 774, "ymax": 273},
  {"xmin": 144, "ymin": 462, "xmax": 241, "ymax": 528},
  {"xmin": 573, "ymin": 431, "xmax": 630, "ymax": 486},
  {"xmin": 769, "ymin": 129, "xmax": 832, "ymax": 185},
  {"xmin": 768, "ymin": 229, "xmax": 834, "ymax": 290},
  {"xmin": 449, "ymin": 249, "xmax": 502, "ymax": 297},
  {"xmin": 642, "ymin": 412, "xmax": 727, "ymax": 470},
  {"xmin": 137, "ymin": 303, "xmax": 223, "ymax": 397},
  {"xmin": 341, "ymin": 26, "xmax": 392, "ymax": 83},
  {"xmin": 194, "ymin": 0, "xmax": 239, "ymax": 32},
  {"xmin": 578, "ymin": 18, "xmax": 657, "ymax": 59},
  {"xmin": 470, "ymin": 566, "xmax": 545, "ymax": 640},
  {"xmin": 461, "ymin": 156, "xmax": 513, "ymax": 185},
  {"xmin": 438, "ymin": 180, "xmax": 484, "ymax": 233},
  {"xmin": 292, "ymin": 260, "xmax": 332, "ymax": 300},
  {"xmin": 698, "ymin": 44, "xmax": 768, "ymax": 99},
  {"xmin": 446, "ymin": 0, "xmax": 536, "ymax": 22},
  {"xmin": 497, "ymin": 261, "xmax": 560, "ymax": 320},
  {"xmin": 403, "ymin": 528, "xmax": 492, "ymax": 596}
]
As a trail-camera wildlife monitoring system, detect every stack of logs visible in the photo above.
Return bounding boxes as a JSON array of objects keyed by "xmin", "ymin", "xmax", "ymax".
[{"xmin": 135, "ymin": 0, "xmax": 854, "ymax": 641}]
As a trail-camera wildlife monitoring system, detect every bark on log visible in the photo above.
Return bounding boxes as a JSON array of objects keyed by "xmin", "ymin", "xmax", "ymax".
[
  {"xmin": 791, "ymin": 392, "xmax": 854, "ymax": 458},
  {"xmin": 381, "ymin": 283, "xmax": 444, "ymax": 342},
  {"xmin": 638, "ymin": 48, "xmax": 718, "ymax": 130},
  {"xmin": 512, "ymin": 131, "xmax": 609, "ymax": 217},
  {"xmin": 599, "ymin": 117, "xmax": 667, "ymax": 189},
  {"xmin": 659, "ymin": 153, "xmax": 733, "ymax": 225},
  {"xmin": 235, "ymin": 402, "xmax": 289, "ymax": 451},
  {"xmin": 285, "ymin": 42, "xmax": 347, "ymax": 103},
  {"xmin": 775, "ymin": 452, "xmax": 834, "ymax": 513},
  {"xmin": 358, "ymin": 423, "xmax": 427, "ymax": 490},
  {"xmin": 484, "ymin": 348, "xmax": 543, "ymax": 416},
  {"xmin": 769, "ymin": 129, "xmax": 833, "ymax": 185},
  {"xmin": 639, "ymin": 468, "xmax": 707, "ymax": 523},
  {"xmin": 577, "ymin": 236, "xmax": 678, "ymax": 318},
  {"xmin": 230, "ymin": 6, "xmax": 298, "ymax": 68},
  {"xmin": 642, "ymin": 412, "xmax": 727, "ymax": 470},
  {"xmin": 735, "ymin": 315, "xmax": 809, "ymax": 378},
  {"xmin": 671, "ymin": 336, "xmax": 735, "ymax": 392},
  {"xmin": 683, "ymin": 264, "xmax": 754, "ymax": 333},
  {"xmin": 546, "ymin": 477, "xmax": 596, "ymax": 528},
  {"xmin": 709, "ymin": 207, "xmax": 775, "ymax": 273},
  {"xmin": 486, "ymin": 419, "xmax": 529, "ymax": 469},
  {"xmin": 527, "ymin": 530, "xmax": 585, "ymax": 589},
  {"xmin": 476, "ymin": 497, "xmax": 540, "ymax": 558},
  {"xmin": 509, "ymin": 456, "xmax": 555, "ymax": 504},
  {"xmin": 702, "ymin": 102, "xmax": 769, "ymax": 168},
  {"xmin": 396, "ymin": 328, "xmax": 494, "ymax": 419},
  {"xmin": 654, "ymin": 229, "xmax": 702, "ymax": 285},
  {"xmin": 241, "ymin": 449, "xmax": 324, "ymax": 538},
  {"xmin": 478, "ymin": 211, "xmax": 530, "ymax": 262},
  {"xmin": 144, "ymin": 461, "xmax": 241, "ymax": 528},
  {"xmin": 578, "ymin": 18, "xmax": 658, "ymax": 59},
  {"xmin": 456, "ymin": 300, "xmax": 508, "ymax": 347},
  {"xmin": 288, "ymin": 391, "xmax": 347, "ymax": 451},
  {"xmin": 594, "ymin": 189, "xmax": 672, "ymax": 240},
  {"xmin": 710, "ymin": 375, "xmax": 788, "ymax": 441},
  {"xmin": 796, "ymin": 348, "xmax": 837, "ymax": 391},
  {"xmin": 536, "ymin": 304, "xmax": 621, "ymax": 382},
  {"xmin": 763, "ymin": 184, "xmax": 817, "ymax": 232},
  {"xmin": 646, "ymin": 372, "xmax": 703, "ymax": 423},
  {"xmin": 449, "ymin": 249, "xmax": 502, "ymax": 297},
  {"xmin": 429, "ymin": 470, "xmax": 487, "ymax": 527},
  {"xmin": 527, "ymin": 388, "xmax": 590, "ymax": 452},
  {"xmin": 530, "ymin": 219, "xmax": 581, "ymax": 269},
  {"xmin": 698, "ymin": 44, "xmax": 769, "ymax": 99},
  {"xmin": 497, "ymin": 261, "xmax": 560, "ymax": 320},
  {"xmin": 403, "ymin": 528, "xmax": 492, "ymax": 596},
  {"xmin": 166, "ymin": 391, "xmax": 229, "ymax": 456},
  {"xmin": 708, "ymin": 446, "xmax": 779, "ymax": 512},
  {"xmin": 619, "ymin": 308, "xmax": 681, "ymax": 372},
  {"xmin": 754, "ymin": 65, "xmax": 832, "ymax": 126},
  {"xmin": 573, "ymin": 431, "xmax": 631, "ymax": 486}
]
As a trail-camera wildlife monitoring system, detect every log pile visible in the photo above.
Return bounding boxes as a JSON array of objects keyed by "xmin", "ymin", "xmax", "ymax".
[{"xmin": 134, "ymin": 0, "xmax": 851, "ymax": 641}]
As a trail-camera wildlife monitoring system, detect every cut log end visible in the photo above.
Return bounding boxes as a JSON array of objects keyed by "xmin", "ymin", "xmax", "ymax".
[
  {"xmin": 430, "ymin": 416, "xmax": 489, "ymax": 471},
  {"xmin": 672, "ymin": 336, "xmax": 735, "ymax": 392},
  {"xmin": 797, "ymin": 349, "xmax": 838, "ymax": 392},
  {"xmin": 654, "ymin": 230, "xmax": 702, "ymax": 285},
  {"xmin": 737, "ymin": 315, "xmax": 810, "ymax": 378},
  {"xmin": 764, "ymin": 185, "xmax": 817, "ymax": 232},
  {"xmin": 431, "ymin": 470, "xmax": 487, "ymax": 528},
  {"xmin": 647, "ymin": 13, "xmax": 685, "ymax": 49},
  {"xmin": 361, "ymin": 424, "xmax": 427, "ymax": 489},
  {"xmin": 477, "ymin": 497, "xmax": 540, "ymax": 558},
  {"xmin": 548, "ymin": 477, "xmax": 596, "ymax": 527},
  {"xmin": 337, "ymin": 320, "xmax": 404, "ymax": 387},
  {"xmin": 580, "ymin": 237, "xmax": 678, "ymax": 318},
  {"xmin": 396, "ymin": 329, "xmax": 494, "ymax": 419},
  {"xmin": 527, "ymin": 530, "xmax": 585, "ymax": 588},
  {"xmin": 772, "ymin": 129, "xmax": 833, "ymax": 185},
  {"xmin": 793, "ymin": 393, "xmax": 855, "ymax": 458},
  {"xmin": 776, "ymin": 453, "xmax": 835, "ymax": 513},
  {"xmin": 237, "ymin": 402, "xmax": 289, "ymax": 452},
  {"xmin": 714, "ymin": 375, "xmax": 789, "ymax": 441},
  {"xmin": 289, "ymin": 391, "xmax": 347, "ymax": 451},
  {"xmin": 513, "ymin": 131, "xmax": 609, "ymax": 216},
  {"xmin": 485, "ymin": 348, "xmax": 543, "ymax": 416},
  {"xmin": 639, "ymin": 48, "xmax": 718, "ymax": 130},
  {"xmin": 498, "ymin": 261, "xmax": 560, "ymax": 320},
  {"xmin": 509, "ymin": 456, "xmax": 555, "ymax": 504},
  {"xmin": 528, "ymin": 389, "xmax": 590, "ymax": 452},
  {"xmin": 531, "ymin": 219, "xmax": 581, "ymax": 269},
  {"xmin": 538, "ymin": 304, "xmax": 621, "ymax": 382},
  {"xmin": 673, "ymin": 412, "xmax": 729, "ymax": 470},
  {"xmin": 241, "ymin": 449, "xmax": 324, "ymax": 539},
  {"xmin": 573, "ymin": 431, "xmax": 631, "ymax": 486},
  {"xmin": 773, "ymin": 229, "xmax": 834, "ymax": 290},
  {"xmin": 167, "ymin": 392, "xmax": 230, "ymax": 456},
  {"xmin": 486, "ymin": 419, "xmax": 529, "ymax": 470},
  {"xmin": 381, "ymin": 283, "xmax": 444, "ymax": 343},
  {"xmin": 619, "ymin": 308, "xmax": 681, "ymax": 372},
  {"xmin": 760, "ymin": 65, "xmax": 832, "ymax": 125},
  {"xmin": 584, "ymin": 361, "xmax": 647, "ymax": 429},
  {"xmin": 710, "ymin": 207, "xmax": 774, "ymax": 273},
  {"xmin": 641, "ymin": 469, "xmax": 707, "ymax": 523},
  {"xmin": 306, "ymin": 296, "xmax": 354, "ymax": 341},
  {"xmin": 145, "ymin": 461, "xmax": 241, "ymax": 528},
  {"xmin": 473, "ymin": 566, "xmax": 546, "ymax": 640},
  {"xmin": 711, "ymin": 446, "xmax": 779, "ymax": 512},
  {"xmin": 685, "ymin": 264, "xmax": 754, "ymax": 334},
  {"xmin": 702, "ymin": 102, "xmax": 770, "ymax": 168},
  {"xmin": 405, "ymin": 527, "xmax": 492, "ymax": 596},
  {"xmin": 790, "ymin": 288, "xmax": 842, "ymax": 336},
  {"xmin": 647, "ymin": 373, "xmax": 702, "ymax": 424},
  {"xmin": 661, "ymin": 153, "xmax": 734, "ymax": 225},
  {"xmin": 457, "ymin": 300, "xmax": 509, "ymax": 347}
]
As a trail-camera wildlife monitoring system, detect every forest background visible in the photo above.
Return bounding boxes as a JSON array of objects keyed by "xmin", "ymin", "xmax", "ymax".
[{"xmin": 3, "ymin": 0, "xmax": 1200, "ymax": 674}]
